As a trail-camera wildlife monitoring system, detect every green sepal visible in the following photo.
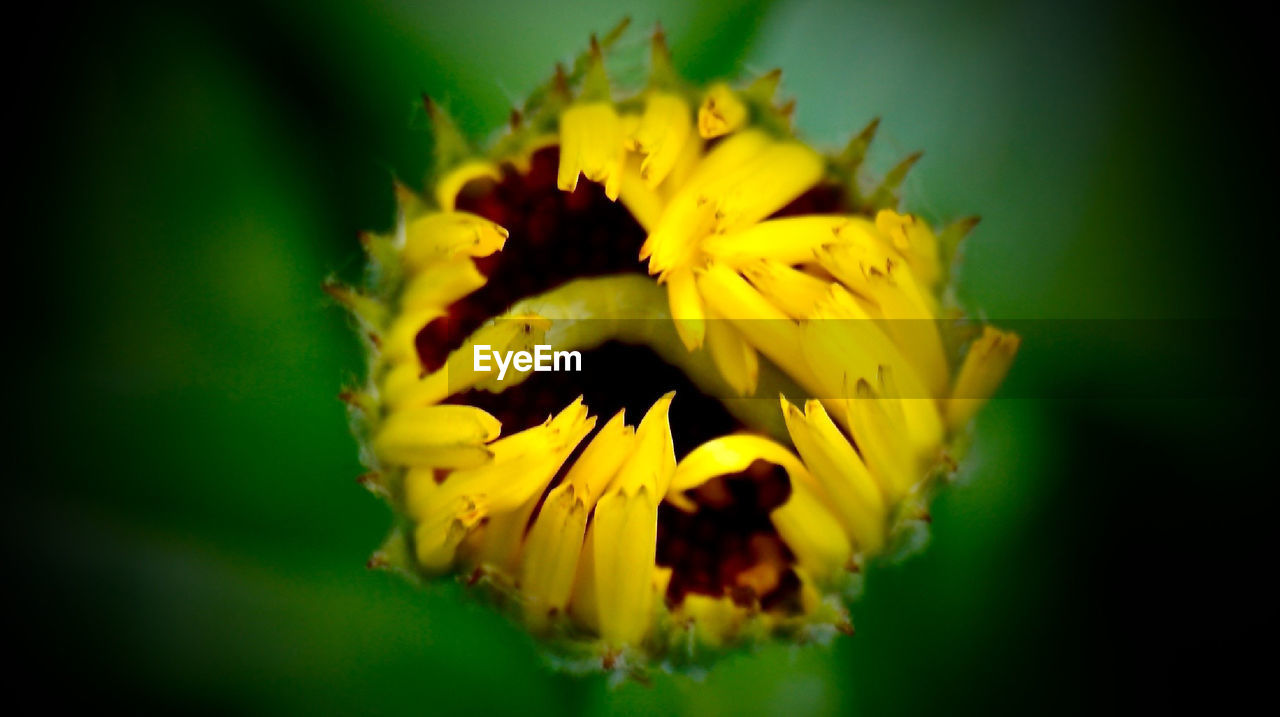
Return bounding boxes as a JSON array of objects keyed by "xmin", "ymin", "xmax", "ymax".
[
  {"xmin": 865, "ymin": 151, "xmax": 923, "ymax": 211},
  {"xmin": 422, "ymin": 96, "xmax": 475, "ymax": 197},
  {"xmin": 646, "ymin": 24, "xmax": 680, "ymax": 91},
  {"xmin": 830, "ymin": 117, "xmax": 881, "ymax": 206},
  {"xmin": 366, "ymin": 524, "xmax": 422, "ymax": 585},
  {"xmin": 939, "ymin": 215, "xmax": 981, "ymax": 277}
]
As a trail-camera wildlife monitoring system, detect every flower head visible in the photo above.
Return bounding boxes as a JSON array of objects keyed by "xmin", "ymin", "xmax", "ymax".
[{"xmin": 331, "ymin": 21, "xmax": 1018, "ymax": 677}]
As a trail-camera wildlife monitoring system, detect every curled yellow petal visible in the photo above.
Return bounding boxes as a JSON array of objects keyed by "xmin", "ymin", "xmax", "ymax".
[
  {"xmin": 408, "ymin": 488, "xmax": 485, "ymax": 573},
  {"xmin": 373, "ymin": 404, "xmax": 501, "ymax": 468},
  {"xmin": 947, "ymin": 326, "xmax": 1021, "ymax": 429},
  {"xmin": 435, "ymin": 160, "xmax": 501, "ymax": 211},
  {"xmin": 381, "ymin": 306, "xmax": 443, "ymax": 366},
  {"xmin": 382, "ymin": 362, "xmax": 450, "ymax": 411},
  {"xmin": 819, "ymin": 246, "xmax": 948, "ymax": 398},
  {"xmin": 667, "ymin": 434, "xmax": 850, "ymax": 582},
  {"xmin": 399, "ymin": 256, "xmax": 486, "ymax": 313},
  {"xmin": 614, "ymin": 392, "xmax": 677, "ymax": 495},
  {"xmin": 568, "ymin": 517, "xmax": 602, "ymax": 633},
  {"xmin": 465, "ymin": 415, "xmax": 595, "ymax": 575},
  {"xmin": 771, "ymin": 473, "xmax": 853, "ymax": 583},
  {"xmin": 821, "ymin": 224, "xmax": 937, "ymax": 319},
  {"xmin": 698, "ymin": 82, "xmax": 747, "ymax": 139},
  {"xmin": 668, "ymin": 433, "xmax": 808, "ymax": 498},
  {"xmin": 403, "ymin": 212, "xmax": 508, "ymax": 270},
  {"xmin": 457, "ymin": 315, "xmax": 553, "ymax": 393}
]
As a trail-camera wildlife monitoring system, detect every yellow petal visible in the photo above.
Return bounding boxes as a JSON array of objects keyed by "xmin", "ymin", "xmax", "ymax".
[
  {"xmin": 568, "ymin": 517, "xmax": 602, "ymax": 633},
  {"xmin": 590, "ymin": 394, "xmax": 675, "ymax": 647},
  {"xmin": 520, "ymin": 411, "xmax": 635, "ymax": 627},
  {"xmin": 448, "ymin": 314, "xmax": 553, "ymax": 394},
  {"xmin": 695, "ymin": 263, "xmax": 819, "ymax": 394},
  {"xmin": 632, "ymin": 92, "xmax": 692, "ymax": 188},
  {"xmin": 875, "ymin": 209, "xmax": 941, "ymax": 287},
  {"xmin": 403, "ymin": 212, "xmax": 508, "ymax": 270},
  {"xmin": 520, "ymin": 483, "xmax": 591, "ymax": 629},
  {"xmin": 741, "ymin": 259, "xmax": 832, "ymax": 320},
  {"xmin": 412, "ymin": 499, "xmax": 481, "ymax": 573},
  {"xmin": 682, "ymin": 128, "xmax": 773, "ymax": 189},
  {"xmin": 666, "ymin": 266, "xmax": 706, "ymax": 350},
  {"xmin": 780, "ymin": 397, "xmax": 887, "ymax": 554},
  {"xmin": 771, "ymin": 474, "xmax": 853, "ymax": 583},
  {"xmin": 858, "ymin": 272, "xmax": 949, "ymax": 400},
  {"xmin": 399, "ymin": 256, "xmax": 486, "ymax": 313},
  {"xmin": 428, "ymin": 400, "xmax": 596, "ymax": 576},
  {"xmin": 381, "ymin": 306, "xmax": 444, "ymax": 366},
  {"xmin": 435, "ymin": 160, "xmax": 502, "ymax": 211},
  {"xmin": 591, "ymin": 485, "xmax": 659, "ymax": 648},
  {"xmin": 382, "ymin": 362, "xmax": 449, "ymax": 411},
  {"xmin": 618, "ymin": 155, "xmax": 666, "ymax": 232},
  {"xmin": 844, "ymin": 377, "xmax": 920, "ymax": 499},
  {"xmin": 641, "ymin": 130, "xmax": 771, "ymax": 273},
  {"xmin": 436, "ymin": 397, "xmax": 592, "ymax": 514},
  {"xmin": 803, "ymin": 285, "xmax": 943, "ymax": 458},
  {"xmin": 704, "ymin": 306, "xmax": 758, "ymax": 397},
  {"xmin": 666, "ymin": 434, "xmax": 850, "ymax": 582},
  {"xmin": 558, "ymin": 102, "xmax": 626, "ymax": 200},
  {"xmin": 676, "ymin": 594, "xmax": 748, "ymax": 648},
  {"xmin": 701, "ymin": 142, "xmax": 824, "ymax": 234},
  {"xmin": 668, "ymin": 434, "xmax": 808, "ymax": 497},
  {"xmin": 815, "ymin": 244, "xmax": 949, "ymax": 397},
  {"xmin": 698, "ymin": 82, "xmax": 747, "ymax": 139},
  {"xmin": 404, "ymin": 471, "xmax": 485, "ymax": 573},
  {"xmin": 384, "ymin": 314, "xmax": 551, "ymax": 409},
  {"xmin": 373, "ymin": 404, "xmax": 500, "ymax": 468},
  {"xmin": 703, "ymin": 215, "xmax": 850, "ymax": 268},
  {"xmin": 615, "ymin": 392, "xmax": 677, "ymax": 495},
  {"xmin": 660, "ymin": 124, "xmax": 703, "ymax": 195},
  {"xmin": 823, "ymin": 222, "xmax": 938, "ymax": 317},
  {"xmin": 946, "ymin": 327, "xmax": 1021, "ymax": 429},
  {"xmin": 563, "ymin": 409, "xmax": 636, "ymax": 501}
]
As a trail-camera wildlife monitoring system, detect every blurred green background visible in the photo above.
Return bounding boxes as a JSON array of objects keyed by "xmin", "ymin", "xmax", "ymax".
[{"xmin": 14, "ymin": 0, "xmax": 1269, "ymax": 713}]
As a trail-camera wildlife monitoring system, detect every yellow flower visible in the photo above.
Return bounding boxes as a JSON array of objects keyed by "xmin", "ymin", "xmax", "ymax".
[{"xmin": 331, "ymin": 22, "xmax": 1018, "ymax": 677}]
